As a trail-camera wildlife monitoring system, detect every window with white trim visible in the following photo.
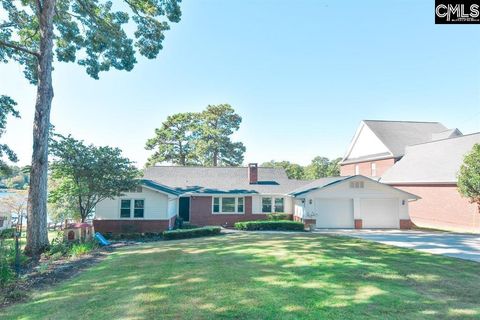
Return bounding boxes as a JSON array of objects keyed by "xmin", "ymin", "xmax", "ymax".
[
  {"xmin": 237, "ymin": 197, "xmax": 244, "ymax": 213},
  {"xmin": 212, "ymin": 197, "xmax": 245, "ymax": 214},
  {"xmin": 355, "ymin": 164, "xmax": 360, "ymax": 175},
  {"xmin": 222, "ymin": 197, "xmax": 235, "ymax": 213},
  {"xmin": 134, "ymin": 200, "xmax": 145, "ymax": 218},
  {"xmin": 371, "ymin": 162, "xmax": 377, "ymax": 177},
  {"xmin": 262, "ymin": 197, "xmax": 272, "ymax": 213},
  {"xmin": 274, "ymin": 198, "xmax": 284, "ymax": 212},
  {"xmin": 120, "ymin": 199, "xmax": 131, "ymax": 218},
  {"xmin": 262, "ymin": 197, "xmax": 285, "ymax": 213},
  {"xmin": 120, "ymin": 199, "xmax": 145, "ymax": 218},
  {"xmin": 213, "ymin": 197, "xmax": 220, "ymax": 213}
]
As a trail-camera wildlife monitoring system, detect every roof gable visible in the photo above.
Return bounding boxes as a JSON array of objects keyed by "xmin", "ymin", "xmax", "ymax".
[
  {"xmin": 292, "ymin": 175, "xmax": 419, "ymax": 199},
  {"xmin": 343, "ymin": 122, "xmax": 391, "ymax": 163},
  {"xmin": 343, "ymin": 120, "xmax": 451, "ymax": 163}
]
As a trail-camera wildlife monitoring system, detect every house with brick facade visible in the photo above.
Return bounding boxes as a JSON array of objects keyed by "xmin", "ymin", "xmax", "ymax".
[
  {"xmin": 340, "ymin": 120, "xmax": 462, "ymax": 178},
  {"xmin": 93, "ymin": 164, "xmax": 418, "ymax": 233},
  {"xmin": 341, "ymin": 120, "xmax": 480, "ymax": 232}
]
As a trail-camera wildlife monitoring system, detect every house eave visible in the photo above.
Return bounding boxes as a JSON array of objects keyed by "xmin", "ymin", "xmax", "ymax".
[{"xmin": 382, "ymin": 181, "xmax": 458, "ymax": 186}]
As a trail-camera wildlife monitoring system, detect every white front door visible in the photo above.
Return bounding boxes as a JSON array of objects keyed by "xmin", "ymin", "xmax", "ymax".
[
  {"xmin": 361, "ymin": 198, "xmax": 399, "ymax": 228},
  {"xmin": 314, "ymin": 198, "xmax": 354, "ymax": 228}
]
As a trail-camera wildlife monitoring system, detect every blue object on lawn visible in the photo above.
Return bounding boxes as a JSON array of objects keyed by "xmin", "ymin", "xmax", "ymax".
[{"xmin": 95, "ymin": 232, "xmax": 111, "ymax": 246}]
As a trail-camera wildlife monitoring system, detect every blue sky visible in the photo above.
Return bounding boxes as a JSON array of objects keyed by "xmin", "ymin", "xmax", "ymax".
[{"xmin": 1, "ymin": 0, "xmax": 479, "ymax": 167}]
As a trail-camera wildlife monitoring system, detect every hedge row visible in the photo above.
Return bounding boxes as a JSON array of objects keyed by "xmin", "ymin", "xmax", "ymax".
[
  {"xmin": 162, "ymin": 226, "xmax": 222, "ymax": 240},
  {"xmin": 266, "ymin": 213, "xmax": 292, "ymax": 221},
  {"xmin": 234, "ymin": 220, "xmax": 305, "ymax": 231}
]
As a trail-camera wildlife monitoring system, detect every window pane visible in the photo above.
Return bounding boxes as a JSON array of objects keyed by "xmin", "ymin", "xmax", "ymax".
[
  {"xmin": 121, "ymin": 199, "xmax": 131, "ymax": 208},
  {"xmin": 134, "ymin": 209, "xmax": 144, "ymax": 218},
  {"xmin": 262, "ymin": 197, "xmax": 272, "ymax": 213},
  {"xmin": 274, "ymin": 198, "xmax": 284, "ymax": 213},
  {"xmin": 237, "ymin": 197, "xmax": 244, "ymax": 212},
  {"xmin": 121, "ymin": 200, "xmax": 131, "ymax": 218},
  {"xmin": 134, "ymin": 200, "xmax": 144, "ymax": 218},
  {"xmin": 222, "ymin": 197, "xmax": 235, "ymax": 212},
  {"xmin": 213, "ymin": 197, "xmax": 220, "ymax": 212},
  {"xmin": 120, "ymin": 209, "xmax": 131, "ymax": 218}
]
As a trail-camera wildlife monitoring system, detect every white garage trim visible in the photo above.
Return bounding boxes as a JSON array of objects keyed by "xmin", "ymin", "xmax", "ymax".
[
  {"xmin": 361, "ymin": 198, "xmax": 399, "ymax": 228},
  {"xmin": 314, "ymin": 198, "xmax": 354, "ymax": 228},
  {"xmin": 292, "ymin": 175, "xmax": 418, "ymax": 229}
]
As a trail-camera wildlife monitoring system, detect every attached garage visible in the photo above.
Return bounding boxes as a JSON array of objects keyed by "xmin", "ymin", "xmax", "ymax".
[
  {"xmin": 315, "ymin": 198, "xmax": 354, "ymax": 228},
  {"xmin": 361, "ymin": 198, "xmax": 399, "ymax": 228},
  {"xmin": 291, "ymin": 176, "xmax": 419, "ymax": 229}
]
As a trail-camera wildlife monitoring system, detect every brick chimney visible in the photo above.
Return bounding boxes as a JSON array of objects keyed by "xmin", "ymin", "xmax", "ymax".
[{"xmin": 248, "ymin": 163, "xmax": 258, "ymax": 184}]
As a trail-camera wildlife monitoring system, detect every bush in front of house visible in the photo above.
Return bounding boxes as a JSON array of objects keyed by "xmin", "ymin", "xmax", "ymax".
[
  {"xmin": 103, "ymin": 232, "xmax": 164, "ymax": 241},
  {"xmin": 266, "ymin": 213, "xmax": 292, "ymax": 221},
  {"xmin": 162, "ymin": 226, "xmax": 221, "ymax": 240},
  {"xmin": 234, "ymin": 220, "xmax": 305, "ymax": 231}
]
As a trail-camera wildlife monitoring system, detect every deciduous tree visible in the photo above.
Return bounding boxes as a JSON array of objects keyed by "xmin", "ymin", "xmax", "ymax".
[
  {"xmin": 0, "ymin": 0, "xmax": 181, "ymax": 255},
  {"xmin": 458, "ymin": 143, "xmax": 480, "ymax": 214},
  {"xmin": 304, "ymin": 156, "xmax": 341, "ymax": 179},
  {"xmin": 49, "ymin": 134, "xmax": 139, "ymax": 222},
  {"xmin": 261, "ymin": 161, "xmax": 305, "ymax": 180}
]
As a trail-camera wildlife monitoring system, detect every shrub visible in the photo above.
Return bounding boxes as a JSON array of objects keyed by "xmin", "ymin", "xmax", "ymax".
[
  {"xmin": 266, "ymin": 213, "xmax": 292, "ymax": 221},
  {"xmin": 69, "ymin": 241, "xmax": 98, "ymax": 257},
  {"xmin": 0, "ymin": 242, "xmax": 15, "ymax": 287},
  {"xmin": 49, "ymin": 232, "xmax": 71, "ymax": 257},
  {"xmin": 179, "ymin": 224, "xmax": 199, "ymax": 230},
  {"xmin": 0, "ymin": 239, "xmax": 24, "ymax": 287},
  {"xmin": 234, "ymin": 220, "xmax": 305, "ymax": 231},
  {"xmin": 0, "ymin": 228, "xmax": 15, "ymax": 239},
  {"xmin": 163, "ymin": 226, "xmax": 221, "ymax": 240}
]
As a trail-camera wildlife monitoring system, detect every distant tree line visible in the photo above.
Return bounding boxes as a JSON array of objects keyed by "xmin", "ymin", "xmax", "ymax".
[
  {"xmin": 0, "ymin": 166, "xmax": 30, "ymax": 190},
  {"xmin": 262, "ymin": 157, "xmax": 342, "ymax": 180}
]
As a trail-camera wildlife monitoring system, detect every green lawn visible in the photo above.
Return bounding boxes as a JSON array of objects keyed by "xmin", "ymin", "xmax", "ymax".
[{"xmin": 1, "ymin": 233, "xmax": 479, "ymax": 320}]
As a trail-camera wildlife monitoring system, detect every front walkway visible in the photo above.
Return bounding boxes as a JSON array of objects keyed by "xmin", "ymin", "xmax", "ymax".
[{"xmin": 314, "ymin": 229, "xmax": 480, "ymax": 262}]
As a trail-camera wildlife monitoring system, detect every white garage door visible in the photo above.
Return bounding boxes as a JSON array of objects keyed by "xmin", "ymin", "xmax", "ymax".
[
  {"xmin": 315, "ymin": 198, "xmax": 354, "ymax": 228},
  {"xmin": 361, "ymin": 198, "xmax": 399, "ymax": 228}
]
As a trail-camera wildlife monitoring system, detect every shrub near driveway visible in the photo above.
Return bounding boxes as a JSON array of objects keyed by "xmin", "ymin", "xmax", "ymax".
[
  {"xmin": 162, "ymin": 226, "xmax": 221, "ymax": 240},
  {"xmin": 235, "ymin": 220, "xmax": 305, "ymax": 231}
]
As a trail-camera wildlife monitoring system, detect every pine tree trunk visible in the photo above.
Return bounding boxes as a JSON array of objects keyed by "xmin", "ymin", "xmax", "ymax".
[
  {"xmin": 213, "ymin": 150, "xmax": 218, "ymax": 166},
  {"xmin": 25, "ymin": 0, "xmax": 56, "ymax": 256}
]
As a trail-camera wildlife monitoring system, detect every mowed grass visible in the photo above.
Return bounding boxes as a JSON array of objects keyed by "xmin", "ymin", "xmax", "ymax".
[{"xmin": 1, "ymin": 233, "xmax": 480, "ymax": 320}]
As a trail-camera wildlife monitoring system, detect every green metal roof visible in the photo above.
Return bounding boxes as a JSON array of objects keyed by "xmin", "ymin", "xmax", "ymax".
[{"xmin": 140, "ymin": 179, "xmax": 183, "ymax": 196}]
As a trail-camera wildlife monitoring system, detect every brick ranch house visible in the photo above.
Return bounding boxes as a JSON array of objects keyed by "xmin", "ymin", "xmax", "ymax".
[
  {"xmin": 93, "ymin": 164, "xmax": 418, "ymax": 233},
  {"xmin": 341, "ymin": 120, "xmax": 480, "ymax": 232}
]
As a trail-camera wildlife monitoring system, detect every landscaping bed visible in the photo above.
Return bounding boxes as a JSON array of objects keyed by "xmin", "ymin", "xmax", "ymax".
[{"xmin": 0, "ymin": 231, "xmax": 123, "ymax": 309}]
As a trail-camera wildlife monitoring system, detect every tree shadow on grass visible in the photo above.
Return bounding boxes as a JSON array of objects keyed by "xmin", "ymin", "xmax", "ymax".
[{"xmin": 1, "ymin": 233, "xmax": 480, "ymax": 320}]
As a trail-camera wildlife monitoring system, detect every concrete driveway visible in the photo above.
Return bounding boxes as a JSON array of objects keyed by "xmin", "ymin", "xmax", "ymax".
[{"xmin": 316, "ymin": 229, "xmax": 480, "ymax": 262}]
